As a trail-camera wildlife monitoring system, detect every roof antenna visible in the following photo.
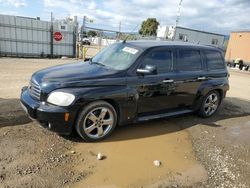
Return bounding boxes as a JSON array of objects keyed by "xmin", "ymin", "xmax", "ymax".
[{"xmin": 123, "ymin": 23, "xmax": 140, "ymax": 43}]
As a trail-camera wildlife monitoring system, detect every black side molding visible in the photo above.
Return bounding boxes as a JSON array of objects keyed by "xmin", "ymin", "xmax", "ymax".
[{"xmin": 138, "ymin": 109, "xmax": 193, "ymax": 121}]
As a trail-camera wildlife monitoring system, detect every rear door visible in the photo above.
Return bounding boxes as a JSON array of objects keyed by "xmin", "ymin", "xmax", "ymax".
[{"xmin": 171, "ymin": 48, "xmax": 207, "ymax": 107}]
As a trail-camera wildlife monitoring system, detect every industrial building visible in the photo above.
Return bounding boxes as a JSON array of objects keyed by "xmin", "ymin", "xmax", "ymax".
[
  {"xmin": 0, "ymin": 14, "xmax": 77, "ymax": 57},
  {"xmin": 225, "ymin": 31, "xmax": 250, "ymax": 64},
  {"xmin": 157, "ymin": 26, "xmax": 225, "ymax": 47}
]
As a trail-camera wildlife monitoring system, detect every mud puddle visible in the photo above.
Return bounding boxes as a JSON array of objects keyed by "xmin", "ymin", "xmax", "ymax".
[{"xmin": 72, "ymin": 120, "xmax": 207, "ymax": 188}]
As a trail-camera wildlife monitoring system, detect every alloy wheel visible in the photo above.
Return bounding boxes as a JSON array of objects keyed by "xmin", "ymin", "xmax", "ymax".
[
  {"xmin": 204, "ymin": 93, "xmax": 219, "ymax": 116},
  {"xmin": 83, "ymin": 107, "xmax": 114, "ymax": 139}
]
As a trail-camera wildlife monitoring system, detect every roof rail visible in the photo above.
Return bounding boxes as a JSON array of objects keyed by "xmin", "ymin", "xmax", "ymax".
[{"xmin": 203, "ymin": 44, "xmax": 224, "ymax": 51}]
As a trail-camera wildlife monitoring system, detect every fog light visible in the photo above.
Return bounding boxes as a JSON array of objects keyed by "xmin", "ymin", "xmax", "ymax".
[{"xmin": 48, "ymin": 123, "xmax": 52, "ymax": 129}]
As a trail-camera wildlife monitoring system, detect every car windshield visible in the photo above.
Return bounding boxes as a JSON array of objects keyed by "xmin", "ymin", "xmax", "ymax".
[{"xmin": 91, "ymin": 43, "xmax": 142, "ymax": 70}]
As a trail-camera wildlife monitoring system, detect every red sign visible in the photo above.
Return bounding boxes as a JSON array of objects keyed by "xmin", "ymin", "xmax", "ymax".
[{"xmin": 53, "ymin": 32, "xmax": 63, "ymax": 41}]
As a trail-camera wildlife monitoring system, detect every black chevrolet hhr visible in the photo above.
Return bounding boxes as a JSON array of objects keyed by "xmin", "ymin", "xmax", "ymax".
[{"xmin": 20, "ymin": 41, "xmax": 229, "ymax": 141}]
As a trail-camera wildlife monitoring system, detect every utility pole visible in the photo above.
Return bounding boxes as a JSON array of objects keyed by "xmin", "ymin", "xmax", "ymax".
[
  {"xmin": 173, "ymin": 0, "xmax": 183, "ymax": 40},
  {"xmin": 118, "ymin": 21, "xmax": 121, "ymax": 40},
  {"xmin": 81, "ymin": 16, "xmax": 86, "ymax": 42},
  {"xmin": 175, "ymin": 0, "xmax": 183, "ymax": 28}
]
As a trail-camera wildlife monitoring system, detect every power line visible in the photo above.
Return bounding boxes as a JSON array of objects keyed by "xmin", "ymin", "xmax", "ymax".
[
  {"xmin": 86, "ymin": 21, "xmax": 139, "ymax": 32},
  {"xmin": 85, "ymin": 26, "xmax": 120, "ymax": 33}
]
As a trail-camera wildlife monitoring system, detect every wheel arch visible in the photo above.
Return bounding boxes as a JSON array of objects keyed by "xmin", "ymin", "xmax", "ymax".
[
  {"xmin": 214, "ymin": 88, "xmax": 223, "ymax": 104},
  {"xmin": 60, "ymin": 86, "xmax": 128, "ymax": 127},
  {"xmin": 193, "ymin": 86, "xmax": 226, "ymax": 111},
  {"xmin": 74, "ymin": 99, "xmax": 119, "ymax": 141},
  {"xmin": 74, "ymin": 98, "xmax": 123, "ymax": 126},
  {"xmin": 102, "ymin": 98, "xmax": 121, "ymax": 124}
]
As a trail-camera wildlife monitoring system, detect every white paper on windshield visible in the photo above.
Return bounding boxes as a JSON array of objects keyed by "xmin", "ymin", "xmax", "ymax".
[{"xmin": 122, "ymin": 47, "xmax": 138, "ymax": 54}]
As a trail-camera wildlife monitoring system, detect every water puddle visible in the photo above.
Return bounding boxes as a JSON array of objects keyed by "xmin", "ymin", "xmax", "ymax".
[{"xmin": 72, "ymin": 120, "xmax": 207, "ymax": 188}]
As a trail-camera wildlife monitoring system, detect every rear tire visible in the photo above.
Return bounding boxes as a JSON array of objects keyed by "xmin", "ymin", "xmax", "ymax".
[
  {"xmin": 198, "ymin": 90, "xmax": 221, "ymax": 118},
  {"xmin": 75, "ymin": 101, "xmax": 117, "ymax": 142}
]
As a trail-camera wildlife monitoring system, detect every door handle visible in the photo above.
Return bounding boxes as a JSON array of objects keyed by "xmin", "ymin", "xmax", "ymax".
[
  {"xmin": 197, "ymin": 76, "xmax": 206, "ymax": 81},
  {"xmin": 162, "ymin": 79, "xmax": 174, "ymax": 83}
]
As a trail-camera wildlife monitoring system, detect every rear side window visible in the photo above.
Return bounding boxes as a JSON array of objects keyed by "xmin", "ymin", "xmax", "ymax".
[
  {"xmin": 142, "ymin": 49, "xmax": 172, "ymax": 73},
  {"xmin": 204, "ymin": 50, "xmax": 225, "ymax": 70},
  {"xmin": 175, "ymin": 50, "xmax": 202, "ymax": 71}
]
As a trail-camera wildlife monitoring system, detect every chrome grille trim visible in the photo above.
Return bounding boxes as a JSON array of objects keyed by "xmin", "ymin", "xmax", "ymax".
[{"xmin": 28, "ymin": 79, "xmax": 41, "ymax": 100}]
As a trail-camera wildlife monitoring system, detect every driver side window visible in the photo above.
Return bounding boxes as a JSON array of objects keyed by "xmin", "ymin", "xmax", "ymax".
[{"xmin": 141, "ymin": 49, "xmax": 173, "ymax": 74}]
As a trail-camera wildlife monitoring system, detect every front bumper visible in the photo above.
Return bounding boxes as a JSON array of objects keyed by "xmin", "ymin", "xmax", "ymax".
[{"xmin": 20, "ymin": 87, "xmax": 74, "ymax": 135}]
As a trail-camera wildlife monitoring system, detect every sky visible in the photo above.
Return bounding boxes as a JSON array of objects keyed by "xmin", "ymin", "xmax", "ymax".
[{"xmin": 0, "ymin": 0, "xmax": 250, "ymax": 34}]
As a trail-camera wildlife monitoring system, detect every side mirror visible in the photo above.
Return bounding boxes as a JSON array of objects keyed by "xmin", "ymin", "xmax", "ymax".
[{"xmin": 136, "ymin": 65, "xmax": 157, "ymax": 75}]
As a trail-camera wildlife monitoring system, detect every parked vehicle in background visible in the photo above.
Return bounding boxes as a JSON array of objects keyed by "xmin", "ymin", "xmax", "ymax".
[
  {"xmin": 81, "ymin": 38, "xmax": 91, "ymax": 45},
  {"xmin": 227, "ymin": 58, "xmax": 250, "ymax": 71},
  {"xmin": 20, "ymin": 41, "xmax": 229, "ymax": 141}
]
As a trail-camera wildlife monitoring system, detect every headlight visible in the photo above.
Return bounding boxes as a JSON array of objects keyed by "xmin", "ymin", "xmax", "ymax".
[{"xmin": 47, "ymin": 92, "xmax": 75, "ymax": 106}]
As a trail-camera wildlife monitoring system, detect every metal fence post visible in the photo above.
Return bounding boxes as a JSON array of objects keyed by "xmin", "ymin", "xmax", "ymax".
[{"xmin": 50, "ymin": 13, "xmax": 54, "ymax": 58}]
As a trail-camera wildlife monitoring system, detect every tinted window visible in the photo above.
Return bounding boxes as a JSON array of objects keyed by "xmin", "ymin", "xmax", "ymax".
[
  {"xmin": 142, "ymin": 50, "xmax": 172, "ymax": 73},
  {"xmin": 204, "ymin": 50, "xmax": 225, "ymax": 70},
  {"xmin": 176, "ymin": 50, "xmax": 202, "ymax": 71}
]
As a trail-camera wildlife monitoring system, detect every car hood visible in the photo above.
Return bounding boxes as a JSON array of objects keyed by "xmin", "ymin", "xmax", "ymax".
[{"xmin": 33, "ymin": 61, "xmax": 119, "ymax": 83}]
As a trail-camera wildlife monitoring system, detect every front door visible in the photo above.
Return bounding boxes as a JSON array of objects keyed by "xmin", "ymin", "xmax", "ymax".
[{"xmin": 132, "ymin": 47, "xmax": 178, "ymax": 114}]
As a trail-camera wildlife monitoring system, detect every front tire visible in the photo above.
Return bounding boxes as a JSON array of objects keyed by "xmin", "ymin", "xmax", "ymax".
[
  {"xmin": 198, "ymin": 90, "xmax": 221, "ymax": 118},
  {"xmin": 76, "ymin": 101, "xmax": 117, "ymax": 142}
]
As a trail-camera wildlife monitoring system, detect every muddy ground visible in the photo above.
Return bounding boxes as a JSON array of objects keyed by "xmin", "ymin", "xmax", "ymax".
[{"xmin": 0, "ymin": 58, "xmax": 249, "ymax": 188}]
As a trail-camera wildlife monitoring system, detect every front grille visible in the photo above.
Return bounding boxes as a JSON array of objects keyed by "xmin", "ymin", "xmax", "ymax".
[{"xmin": 28, "ymin": 79, "xmax": 41, "ymax": 100}]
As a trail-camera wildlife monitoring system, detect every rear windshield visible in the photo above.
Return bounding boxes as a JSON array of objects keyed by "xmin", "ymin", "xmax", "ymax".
[{"xmin": 92, "ymin": 43, "xmax": 142, "ymax": 70}]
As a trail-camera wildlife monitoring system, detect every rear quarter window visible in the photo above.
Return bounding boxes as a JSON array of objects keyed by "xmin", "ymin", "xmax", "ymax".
[
  {"xmin": 204, "ymin": 50, "xmax": 225, "ymax": 70},
  {"xmin": 175, "ymin": 50, "xmax": 202, "ymax": 71}
]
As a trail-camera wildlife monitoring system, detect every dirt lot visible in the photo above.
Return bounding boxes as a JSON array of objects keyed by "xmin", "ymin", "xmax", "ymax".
[{"xmin": 0, "ymin": 57, "xmax": 250, "ymax": 188}]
